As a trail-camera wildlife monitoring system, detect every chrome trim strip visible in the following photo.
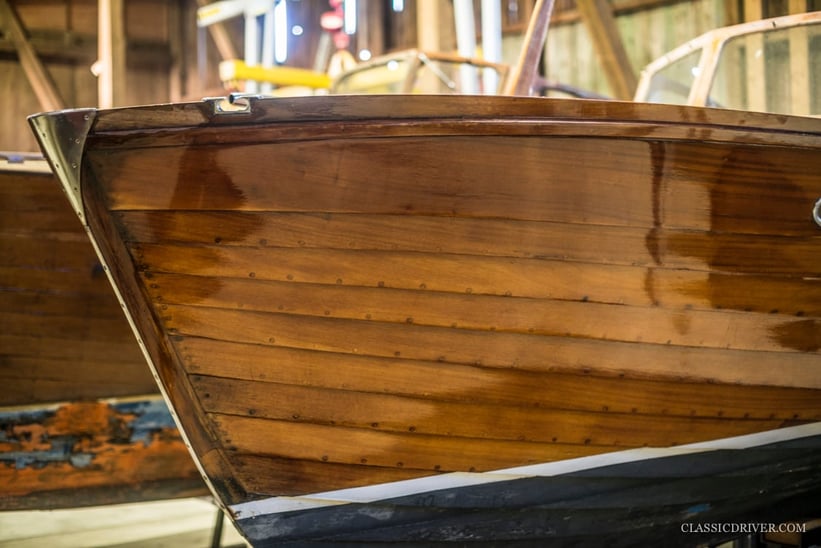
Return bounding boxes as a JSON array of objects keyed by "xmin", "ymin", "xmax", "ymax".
[{"xmin": 813, "ymin": 197, "xmax": 821, "ymax": 228}]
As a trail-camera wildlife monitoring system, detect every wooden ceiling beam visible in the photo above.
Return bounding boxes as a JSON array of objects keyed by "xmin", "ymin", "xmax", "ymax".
[
  {"xmin": 504, "ymin": 0, "xmax": 556, "ymax": 96},
  {"xmin": 552, "ymin": 0, "xmax": 689, "ymax": 25},
  {"xmin": 0, "ymin": 0, "xmax": 64, "ymax": 111},
  {"xmin": 196, "ymin": 0, "xmax": 238, "ymax": 61},
  {"xmin": 0, "ymin": 31, "xmax": 94, "ymax": 62},
  {"xmin": 575, "ymin": 0, "xmax": 637, "ymax": 100},
  {"xmin": 0, "ymin": 34, "xmax": 171, "ymax": 67},
  {"xmin": 416, "ymin": 0, "xmax": 441, "ymax": 53}
]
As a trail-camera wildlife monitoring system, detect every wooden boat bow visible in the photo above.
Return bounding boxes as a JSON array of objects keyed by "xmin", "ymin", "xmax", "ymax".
[
  {"xmin": 28, "ymin": 94, "xmax": 821, "ymax": 544},
  {"xmin": 29, "ymin": 109, "xmax": 95, "ymax": 224}
]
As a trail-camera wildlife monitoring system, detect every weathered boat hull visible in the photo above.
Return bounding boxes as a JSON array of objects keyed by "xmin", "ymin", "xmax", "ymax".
[
  {"xmin": 0, "ymin": 397, "xmax": 206, "ymax": 510},
  {"xmin": 0, "ymin": 156, "xmax": 205, "ymax": 509},
  {"xmin": 29, "ymin": 95, "xmax": 821, "ymax": 542}
]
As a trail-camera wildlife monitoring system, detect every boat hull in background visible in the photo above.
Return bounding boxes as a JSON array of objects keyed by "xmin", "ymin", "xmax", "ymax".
[{"xmin": 0, "ymin": 156, "xmax": 205, "ymax": 510}]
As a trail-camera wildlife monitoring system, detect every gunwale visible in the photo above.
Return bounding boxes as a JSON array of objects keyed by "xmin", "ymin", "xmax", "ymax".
[
  {"xmin": 87, "ymin": 95, "xmax": 821, "ymax": 135},
  {"xmin": 30, "ymin": 95, "xmax": 821, "ymax": 531}
]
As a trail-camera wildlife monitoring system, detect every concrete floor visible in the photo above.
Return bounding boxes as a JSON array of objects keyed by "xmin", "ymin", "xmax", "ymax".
[{"xmin": 0, "ymin": 497, "xmax": 248, "ymax": 547}]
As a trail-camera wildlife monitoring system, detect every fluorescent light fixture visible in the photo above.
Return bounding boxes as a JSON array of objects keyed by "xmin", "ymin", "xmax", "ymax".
[
  {"xmin": 275, "ymin": 0, "xmax": 287, "ymax": 63},
  {"xmin": 343, "ymin": 0, "xmax": 356, "ymax": 34},
  {"xmin": 392, "ymin": 0, "xmax": 404, "ymax": 12}
]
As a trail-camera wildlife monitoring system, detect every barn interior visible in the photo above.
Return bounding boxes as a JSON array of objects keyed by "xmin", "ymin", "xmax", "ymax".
[{"xmin": 1, "ymin": 1, "xmax": 820, "ymax": 546}]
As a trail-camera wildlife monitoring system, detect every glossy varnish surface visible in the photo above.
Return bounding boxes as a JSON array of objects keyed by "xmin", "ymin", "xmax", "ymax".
[{"xmin": 73, "ymin": 95, "xmax": 821, "ymax": 504}]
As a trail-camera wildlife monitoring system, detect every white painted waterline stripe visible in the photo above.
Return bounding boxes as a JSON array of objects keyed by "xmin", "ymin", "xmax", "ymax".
[{"xmin": 231, "ymin": 421, "xmax": 821, "ymax": 518}]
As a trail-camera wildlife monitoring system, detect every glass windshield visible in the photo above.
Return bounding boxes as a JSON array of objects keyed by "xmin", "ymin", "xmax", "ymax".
[
  {"xmin": 333, "ymin": 55, "xmax": 506, "ymax": 95},
  {"xmin": 333, "ymin": 58, "xmax": 412, "ymax": 94},
  {"xmin": 642, "ymin": 49, "xmax": 702, "ymax": 105},
  {"xmin": 413, "ymin": 59, "xmax": 503, "ymax": 94},
  {"xmin": 709, "ymin": 24, "xmax": 821, "ymax": 115}
]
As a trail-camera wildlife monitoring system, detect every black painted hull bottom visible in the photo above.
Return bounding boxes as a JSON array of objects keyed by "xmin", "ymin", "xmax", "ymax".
[{"xmin": 234, "ymin": 426, "xmax": 821, "ymax": 547}]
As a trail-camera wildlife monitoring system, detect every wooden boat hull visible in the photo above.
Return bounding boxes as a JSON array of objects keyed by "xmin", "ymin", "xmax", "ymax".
[
  {"xmin": 0, "ymin": 157, "xmax": 205, "ymax": 509},
  {"xmin": 0, "ymin": 157, "xmax": 156, "ymax": 406},
  {"xmin": 0, "ymin": 397, "xmax": 205, "ymax": 510},
  {"xmin": 232, "ymin": 424, "xmax": 821, "ymax": 547},
  {"xmin": 29, "ymin": 95, "xmax": 821, "ymax": 542}
]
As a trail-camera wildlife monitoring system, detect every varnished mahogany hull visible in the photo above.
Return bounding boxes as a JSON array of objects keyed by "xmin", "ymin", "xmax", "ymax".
[
  {"xmin": 30, "ymin": 95, "xmax": 821, "ymax": 542},
  {"xmin": 0, "ymin": 160, "xmax": 204, "ymax": 509}
]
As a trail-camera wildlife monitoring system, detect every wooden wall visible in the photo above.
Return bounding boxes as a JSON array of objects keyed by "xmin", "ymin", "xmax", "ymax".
[
  {"xmin": 1, "ymin": 0, "xmax": 226, "ymax": 152},
  {"xmin": 544, "ymin": 0, "xmax": 820, "ymax": 99},
  {"xmin": 1, "ymin": 0, "xmax": 340, "ymax": 152},
  {"xmin": 2, "ymin": 0, "xmax": 819, "ymax": 152},
  {"xmin": 379, "ymin": 0, "xmax": 819, "ymax": 100},
  {"xmin": 544, "ymin": 0, "xmax": 731, "ymax": 98}
]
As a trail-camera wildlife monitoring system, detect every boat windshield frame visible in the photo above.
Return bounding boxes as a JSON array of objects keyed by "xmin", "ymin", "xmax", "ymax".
[
  {"xmin": 634, "ymin": 11, "xmax": 821, "ymax": 114},
  {"xmin": 330, "ymin": 49, "xmax": 511, "ymax": 95}
]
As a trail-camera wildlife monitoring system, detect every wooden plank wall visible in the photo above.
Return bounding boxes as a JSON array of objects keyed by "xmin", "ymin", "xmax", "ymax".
[
  {"xmin": 3, "ymin": 0, "xmax": 819, "ymax": 153},
  {"xmin": 0, "ymin": 0, "xmax": 231, "ymax": 153},
  {"xmin": 543, "ymin": 0, "xmax": 818, "ymax": 99},
  {"xmin": 0, "ymin": 0, "xmax": 334, "ymax": 153},
  {"xmin": 544, "ymin": 0, "xmax": 731, "ymax": 98}
]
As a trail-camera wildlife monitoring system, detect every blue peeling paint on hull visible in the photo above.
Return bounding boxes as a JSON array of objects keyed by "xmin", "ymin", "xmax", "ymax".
[
  {"xmin": 0, "ymin": 398, "xmax": 179, "ymax": 469},
  {"xmin": 113, "ymin": 400, "xmax": 178, "ymax": 445}
]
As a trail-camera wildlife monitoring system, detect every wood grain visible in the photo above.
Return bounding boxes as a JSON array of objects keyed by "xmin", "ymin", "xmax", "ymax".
[
  {"xmin": 0, "ymin": 168, "xmax": 154, "ymax": 405},
  {"xmin": 68, "ymin": 95, "xmax": 821, "ymax": 503},
  {"xmin": 179, "ymin": 337, "xmax": 821, "ymax": 416},
  {"xmin": 0, "ymin": 165, "xmax": 205, "ymax": 509}
]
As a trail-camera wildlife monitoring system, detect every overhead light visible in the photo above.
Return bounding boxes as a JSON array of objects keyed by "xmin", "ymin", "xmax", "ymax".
[
  {"xmin": 343, "ymin": 0, "xmax": 356, "ymax": 34},
  {"xmin": 275, "ymin": 0, "xmax": 287, "ymax": 63}
]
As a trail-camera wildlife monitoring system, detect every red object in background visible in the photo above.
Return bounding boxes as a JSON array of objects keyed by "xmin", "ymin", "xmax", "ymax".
[{"xmin": 320, "ymin": 0, "xmax": 350, "ymax": 51}]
